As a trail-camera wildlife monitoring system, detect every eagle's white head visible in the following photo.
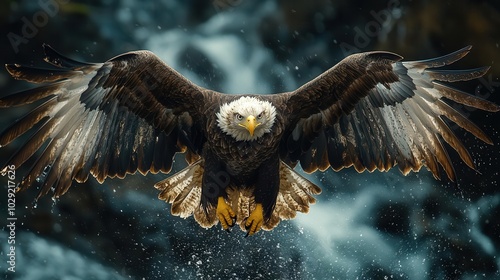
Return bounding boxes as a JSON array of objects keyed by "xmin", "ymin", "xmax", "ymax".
[{"xmin": 216, "ymin": 96, "xmax": 277, "ymax": 141}]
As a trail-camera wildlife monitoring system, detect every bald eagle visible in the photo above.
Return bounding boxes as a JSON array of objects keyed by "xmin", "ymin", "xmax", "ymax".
[{"xmin": 1, "ymin": 45, "xmax": 498, "ymax": 236}]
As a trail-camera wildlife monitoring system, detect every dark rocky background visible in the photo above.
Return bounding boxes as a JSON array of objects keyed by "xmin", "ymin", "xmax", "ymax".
[{"xmin": 0, "ymin": 0, "xmax": 499, "ymax": 279}]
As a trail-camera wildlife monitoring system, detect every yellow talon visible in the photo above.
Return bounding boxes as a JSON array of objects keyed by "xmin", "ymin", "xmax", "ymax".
[
  {"xmin": 216, "ymin": 196, "xmax": 236, "ymax": 231},
  {"xmin": 245, "ymin": 203, "xmax": 264, "ymax": 237}
]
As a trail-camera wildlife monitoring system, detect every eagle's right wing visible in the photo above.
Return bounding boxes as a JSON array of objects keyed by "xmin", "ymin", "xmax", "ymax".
[
  {"xmin": 282, "ymin": 46, "xmax": 499, "ymax": 181},
  {"xmin": 0, "ymin": 44, "xmax": 211, "ymax": 198}
]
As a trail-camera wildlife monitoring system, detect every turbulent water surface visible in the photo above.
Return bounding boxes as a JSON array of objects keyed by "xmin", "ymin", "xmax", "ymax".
[{"xmin": 0, "ymin": 0, "xmax": 499, "ymax": 279}]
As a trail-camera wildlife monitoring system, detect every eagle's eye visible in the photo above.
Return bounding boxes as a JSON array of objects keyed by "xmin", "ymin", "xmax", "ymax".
[
  {"xmin": 235, "ymin": 113, "xmax": 243, "ymax": 121},
  {"xmin": 257, "ymin": 113, "xmax": 263, "ymax": 119}
]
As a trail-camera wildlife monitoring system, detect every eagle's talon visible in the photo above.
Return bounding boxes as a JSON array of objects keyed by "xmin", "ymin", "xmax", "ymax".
[
  {"xmin": 244, "ymin": 203, "xmax": 264, "ymax": 237},
  {"xmin": 216, "ymin": 196, "xmax": 236, "ymax": 231}
]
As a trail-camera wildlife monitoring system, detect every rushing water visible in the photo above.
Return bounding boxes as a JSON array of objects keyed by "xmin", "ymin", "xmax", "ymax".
[{"xmin": 1, "ymin": 1, "xmax": 499, "ymax": 279}]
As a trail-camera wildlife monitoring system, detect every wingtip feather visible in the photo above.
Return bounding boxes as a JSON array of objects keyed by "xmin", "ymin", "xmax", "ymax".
[
  {"xmin": 426, "ymin": 66, "xmax": 491, "ymax": 82},
  {"xmin": 5, "ymin": 64, "xmax": 23, "ymax": 79},
  {"xmin": 367, "ymin": 51, "xmax": 404, "ymax": 62},
  {"xmin": 408, "ymin": 45, "xmax": 474, "ymax": 69},
  {"xmin": 42, "ymin": 44, "xmax": 93, "ymax": 69}
]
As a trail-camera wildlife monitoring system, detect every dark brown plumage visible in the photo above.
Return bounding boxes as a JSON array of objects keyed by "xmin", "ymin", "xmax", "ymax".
[{"xmin": 1, "ymin": 44, "xmax": 498, "ymax": 235}]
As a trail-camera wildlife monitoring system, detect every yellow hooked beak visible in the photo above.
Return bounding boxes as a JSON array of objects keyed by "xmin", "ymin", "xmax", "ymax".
[{"xmin": 239, "ymin": 115, "xmax": 261, "ymax": 136}]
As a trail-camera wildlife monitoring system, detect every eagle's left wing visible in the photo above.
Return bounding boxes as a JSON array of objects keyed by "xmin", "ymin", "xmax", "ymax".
[
  {"xmin": 282, "ymin": 46, "xmax": 499, "ymax": 181},
  {"xmin": 0, "ymin": 45, "xmax": 210, "ymax": 199}
]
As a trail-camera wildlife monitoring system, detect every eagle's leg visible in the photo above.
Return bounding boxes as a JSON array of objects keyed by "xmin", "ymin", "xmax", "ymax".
[
  {"xmin": 245, "ymin": 156, "xmax": 280, "ymax": 236},
  {"xmin": 201, "ymin": 148, "xmax": 235, "ymax": 231}
]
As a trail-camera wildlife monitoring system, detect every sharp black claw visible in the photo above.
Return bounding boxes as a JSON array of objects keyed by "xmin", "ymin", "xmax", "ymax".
[
  {"xmin": 244, "ymin": 220, "xmax": 252, "ymax": 237},
  {"xmin": 225, "ymin": 228, "xmax": 231, "ymax": 233},
  {"xmin": 230, "ymin": 217, "xmax": 236, "ymax": 227}
]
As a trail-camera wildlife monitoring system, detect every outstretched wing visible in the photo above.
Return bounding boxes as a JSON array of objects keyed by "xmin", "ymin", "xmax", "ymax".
[
  {"xmin": 0, "ymin": 44, "xmax": 211, "ymax": 198},
  {"xmin": 282, "ymin": 46, "xmax": 499, "ymax": 181}
]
